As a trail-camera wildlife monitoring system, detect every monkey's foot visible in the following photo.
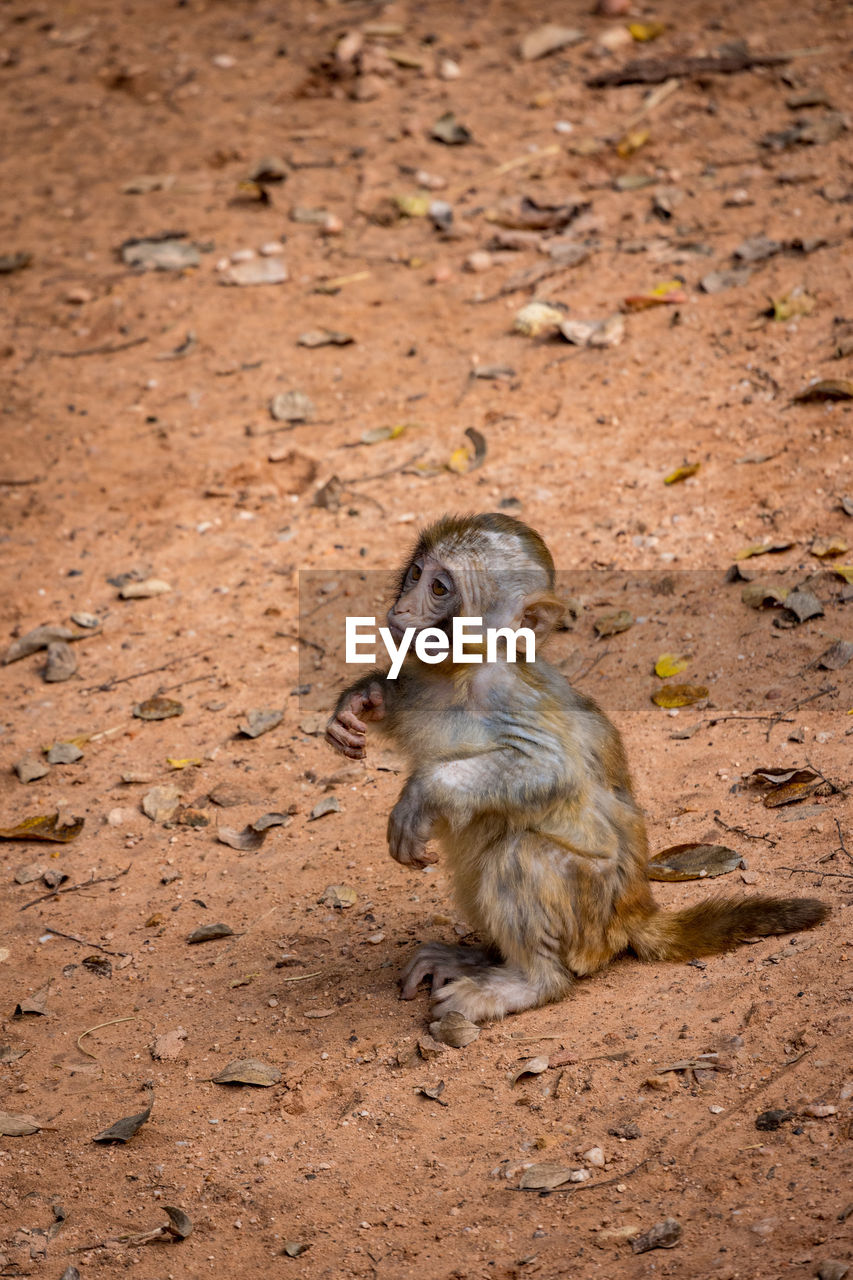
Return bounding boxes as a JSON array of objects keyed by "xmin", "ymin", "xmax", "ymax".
[
  {"xmin": 399, "ymin": 942, "xmax": 494, "ymax": 1000},
  {"xmin": 429, "ymin": 964, "xmax": 571, "ymax": 1024}
]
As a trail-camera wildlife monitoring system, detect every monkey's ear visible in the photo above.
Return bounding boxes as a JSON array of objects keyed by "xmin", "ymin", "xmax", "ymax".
[{"xmin": 519, "ymin": 592, "xmax": 565, "ymax": 640}]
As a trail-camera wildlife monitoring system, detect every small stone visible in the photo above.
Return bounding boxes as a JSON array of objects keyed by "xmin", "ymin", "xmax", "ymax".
[
  {"xmin": 438, "ymin": 57, "xmax": 460, "ymax": 79},
  {"xmin": 142, "ymin": 785, "xmax": 181, "ymax": 824},
  {"xmin": 107, "ymin": 807, "xmax": 135, "ymax": 827},
  {"xmin": 464, "ymin": 250, "xmax": 492, "ymax": 273},
  {"xmin": 741, "ymin": 870, "xmax": 759, "ymax": 884},
  {"xmin": 583, "ymin": 1146, "xmax": 606, "ymax": 1168},
  {"xmin": 631, "ymin": 1218, "xmax": 682, "ymax": 1254},
  {"xmin": 270, "ymin": 391, "xmax": 314, "ymax": 423},
  {"xmin": 321, "ymin": 213, "xmax": 343, "ymax": 235},
  {"xmin": 238, "ymin": 708, "xmax": 284, "ymax": 738},
  {"xmin": 119, "ymin": 578, "xmax": 172, "ymax": 599},
  {"xmin": 259, "ymin": 241, "xmax": 284, "ymax": 256},
  {"xmin": 222, "ymin": 259, "xmax": 288, "ymax": 286},
  {"xmin": 43, "ymin": 641, "xmax": 77, "ymax": 682},
  {"xmin": 418, "ymin": 1033, "xmax": 445, "ymax": 1060},
  {"xmin": 65, "ymin": 286, "xmax": 93, "ymax": 304},
  {"xmin": 15, "ymin": 754, "xmax": 50, "ymax": 783},
  {"xmin": 70, "ymin": 611, "xmax": 99, "ymax": 629},
  {"xmin": 46, "ymin": 742, "xmax": 83, "ymax": 764},
  {"xmin": 14, "ymin": 862, "xmax": 46, "ymax": 885},
  {"xmin": 816, "ymin": 1263, "xmax": 849, "ymax": 1280},
  {"xmin": 3, "ymin": 624, "xmax": 73, "ymax": 664},
  {"xmin": 802, "ymin": 1102, "xmax": 837, "ymax": 1118}
]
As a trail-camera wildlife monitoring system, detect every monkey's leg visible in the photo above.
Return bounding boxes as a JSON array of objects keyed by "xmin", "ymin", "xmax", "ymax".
[
  {"xmin": 399, "ymin": 941, "xmax": 497, "ymax": 1000},
  {"xmin": 428, "ymin": 959, "xmax": 573, "ymax": 1024}
]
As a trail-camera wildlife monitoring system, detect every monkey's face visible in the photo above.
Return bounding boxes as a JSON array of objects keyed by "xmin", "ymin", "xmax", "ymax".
[{"xmin": 386, "ymin": 554, "xmax": 459, "ymax": 642}]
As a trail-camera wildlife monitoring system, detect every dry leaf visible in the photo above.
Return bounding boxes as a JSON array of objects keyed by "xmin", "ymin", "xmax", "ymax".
[
  {"xmin": 167, "ymin": 756, "xmax": 202, "ymax": 769},
  {"xmin": 415, "ymin": 1081, "xmax": 448, "ymax": 1104},
  {"xmin": 509, "ymin": 1055, "xmax": 549, "ymax": 1085},
  {"xmin": 134, "ymin": 696, "xmax": 183, "ymax": 720},
  {"xmin": 519, "ymin": 1163, "xmax": 576, "ymax": 1190},
  {"xmin": 163, "ymin": 1206, "xmax": 193, "ymax": 1239},
  {"xmin": 0, "ymin": 1111, "xmax": 43, "ymax": 1136},
  {"xmin": 14, "ymin": 982, "xmax": 51, "ymax": 1016},
  {"xmin": 93, "ymin": 1101, "xmax": 152, "ymax": 1143},
  {"xmin": 793, "ymin": 378, "xmax": 853, "ymax": 403},
  {"xmin": 647, "ymin": 843, "xmax": 741, "ymax": 881},
  {"xmin": 310, "ymin": 796, "xmax": 341, "ymax": 820},
  {"xmin": 44, "ymin": 640, "xmax": 77, "ymax": 682},
  {"xmin": 212, "ymin": 1058, "xmax": 282, "ymax": 1086},
  {"xmin": 150, "ymin": 1028, "xmax": 188, "ymax": 1061},
  {"xmin": 514, "ymin": 301, "xmax": 566, "ymax": 337},
  {"xmin": 283, "ymin": 1241, "xmax": 310, "ymax": 1258},
  {"xmin": 631, "ymin": 1218, "xmax": 682, "ymax": 1254},
  {"xmin": 817, "ymin": 639, "xmax": 853, "ymax": 670},
  {"xmin": 520, "ymin": 23, "xmax": 585, "ymax": 60},
  {"xmin": 238, "ymin": 708, "xmax": 283, "ymax": 738},
  {"xmin": 270, "ymin": 391, "xmax": 315, "ymax": 423},
  {"xmin": 782, "ymin": 588, "xmax": 824, "ymax": 623},
  {"xmin": 186, "ymin": 922, "xmax": 235, "ymax": 943},
  {"xmin": 663, "ymin": 463, "xmax": 700, "ymax": 485},
  {"xmin": 0, "ymin": 813, "xmax": 84, "ymax": 842},
  {"xmin": 810, "ymin": 535, "xmax": 848, "ymax": 558},
  {"xmin": 629, "ymin": 20, "xmax": 665, "ymax": 40},
  {"xmin": 298, "ymin": 328, "xmax": 354, "ymax": 348},
  {"xmin": 594, "ymin": 609, "xmax": 633, "ymax": 637},
  {"xmin": 763, "ymin": 779, "xmax": 820, "ymax": 808},
  {"xmin": 651, "ymin": 684, "xmax": 709, "ymax": 708},
  {"xmin": 742, "ymin": 582, "xmax": 789, "ymax": 608},
  {"xmin": 319, "ymin": 883, "xmax": 357, "ymax": 909},
  {"xmin": 735, "ymin": 540, "xmax": 794, "ymax": 560},
  {"xmin": 361, "ymin": 423, "xmax": 407, "ymax": 445},
  {"xmin": 654, "ymin": 654, "xmax": 689, "ymax": 678},
  {"xmin": 446, "ymin": 427, "xmax": 487, "ymax": 475},
  {"xmin": 832, "ymin": 564, "xmax": 853, "ymax": 583},
  {"xmin": 216, "ymin": 825, "xmax": 266, "ymax": 852},
  {"xmin": 429, "ymin": 1012, "xmax": 480, "ymax": 1047}
]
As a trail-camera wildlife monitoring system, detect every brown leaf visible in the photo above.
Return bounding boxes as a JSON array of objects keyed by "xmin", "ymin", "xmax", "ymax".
[
  {"xmin": 509, "ymin": 1055, "xmax": 549, "ymax": 1085},
  {"xmin": 186, "ymin": 922, "xmax": 235, "ymax": 943},
  {"xmin": 751, "ymin": 766, "xmax": 819, "ymax": 786},
  {"xmin": 150, "ymin": 1028, "xmax": 188, "ymax": 1061},
  {"xmin": 310, "ymin": 796, "xmax": 341, "ymax": 821},
  {"xmin": 631, "ymin": 1218, "xmax": 682, "ymax": 1253},
  {"xmin": 763, "ymin": 779, "xmax": 820, "ymax": 808},
  {"xmin": 647, "ymin": 843, "xmax": 742, "ymax": 882},
  {"xmin": 212, "ymin": 1057, "xmax": 282, "ymax": 1086},
  {"xmin": 0, "ymin": 1110, "xmax": 43, "ymax": 1136},
  {"xmin": 817, "ymin": 639, "xmax": 853, "ymax": 670},
  {"xmin": 415, "ymin": 1081, "xmax": 448, "ymax": 1104},
  {"xmin": 13, "ymin": 982, "xmax": 51, "ymax": 1016},
  {"xmin": 741, "ymin": 581, "xmax": 788, "ymax": 609},
  {"xmin": 428, "ymin": 1011, "xmax": 480, "ymax": 1048},
  {"xmin": 0, "ymin": 813, "xmax": 84, "ymax": 842},
  {"xmin": 781, "ymin": 588, "xmax": 824, "ymax": 623},
  {"xmin": 793, "ymin": 378, "xmax": 853, "ymax": 403},
  {"xmin": 518, "ymin": 1163, "xmax": 576, "ymax": 1190},
  {"xmin": 318, "ymin": 883, "xmax": 357, "ymax": 909},
  {"xmin": 651, "ymin": 684, "xmax": 709, "ymax": 708},
  {"xmin": 93, "ymin": 1101, "xmax": 152, "ymax": 1143},
  {"xmin": 216, "ymin": 824, "xmax": 266, "ymax": 852},
  {"xmin": 238, "ymin": 708, "xmax": 283, "ymax": 738},
  {"xmin": 133, "ymin": 695, "xmax": 183, "ymax": 720},
  {"xmin": 735, "ymin": 539, "xmax": 794, "ymax": 560},
  {"xmin": 810, "ymin": 535, "xmax": 848, "ymax": 559},
  {"xmin": 164, "ymin": 1206, "xmax": 193, "ymax": 1239},
  {"xmin": 594, "ymin": 609, "xmax": 633, "ymax": 637}
]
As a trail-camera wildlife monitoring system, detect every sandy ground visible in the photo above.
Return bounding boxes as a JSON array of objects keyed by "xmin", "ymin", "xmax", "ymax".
[{"xmin": 1, "ymin": 0, "xmax": 852, "ymax": 1276}]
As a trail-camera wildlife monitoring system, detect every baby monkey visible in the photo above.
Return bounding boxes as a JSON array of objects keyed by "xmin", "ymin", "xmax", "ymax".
[{"xmin": 326, "ymin": 513, "xmax": 828, "ymax": 1024}]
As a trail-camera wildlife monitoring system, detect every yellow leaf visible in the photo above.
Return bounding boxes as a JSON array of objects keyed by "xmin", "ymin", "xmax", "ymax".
[
  {"xmin": 167, "ymin": 757, "xmax": 202, "ymax": 770},
  {"xmin": 832, "ymin": 563, "xmax": 853, "ymax": 583},
  {"xmin": 628, "ymin": 20, "xmax": 666, "ymax": 40},
  {"xmin": 655, "ymin": 653, "xmax": 689, "ymax": 678},
  {"xmin": 394, "ymin": 193, "xmax": 430, "ymax": 218},
  {"xmin": 810, "ymin": 535, "xmax": 848, "ymax": 559},
  {"xmin": 0, "ymin": 813, "xmax": 84, "ymax": 842},
  {"xmin": 771, "ymin": 290, "xmax": 815, "ymax": 322},
  {"xmin": 652, "ymin": 684, "xmax": 709, "ymax": 708},
  {"xmin": 616, "ymin": 127, "xmax": 649, "ymax": 158},
  {"xmin": 734, "ymin": 539, "xmax": 794, "ymax": 560},
  {"xmin": 447, "ymin": 447, "xmax": 471, "ymax": 474},
  {"xmin": 664, "ymin": 463, "xmax": 700, "ymax": 485},
  {"xmin": 651, "ymin": 278, "xmax": 684, "ymax": 298}
]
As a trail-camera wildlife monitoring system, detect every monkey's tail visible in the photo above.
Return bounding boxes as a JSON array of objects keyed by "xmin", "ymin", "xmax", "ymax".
[{"xmin": 627, "ymin": 895, "xmax": 829, "ymax": 962}]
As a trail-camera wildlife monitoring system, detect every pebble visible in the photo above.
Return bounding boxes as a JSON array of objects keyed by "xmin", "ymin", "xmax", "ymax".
[
  {"xmin": 70, "ymin": 611, "xmax": 99, "ymax": 628},
  {"xmin": 321, "ymin": 213, "xmax": 343, "ymax": 235},
  {"xmin": 230, "ymin": 248, "xmax": 256, "ymax": 263},
  {"xmin": 44, "ymin": 640, "xmax": 77, "ymax": 682},
  {"xmin": 107, "ymin": 807, "xmax": 136, "ymax": 827},
  {"xmin": 15, "ymin": 754, "xmax": 50, "ymax": 783},
  {"xmin": 212, "ymin": 53, "xmax": 235, "ymax": 68},
  {"xmin": 584, "ymin": 1146, "xmax": 606, "ymax": 1168},
  {"xmin": 465, "ymin": 250, "xmax": 492, "ymax": 273},
  {"xmin": 65, "ymin": 286, "xmax": 93, "ymax": 304},
  {"xmin": 259, "ymin": 241, "xmax": 285, "ymax": 256},
  {"xmin": 46, "ymin": 741, "xmax": 83, "ymax": 764},
  {"xmin": 816, "ymin": 1262, "xmax": 849, "ymax": 1280},
  {"xmin": 438, "ymin": 58, "xmax": 460, "ymax": 80}
]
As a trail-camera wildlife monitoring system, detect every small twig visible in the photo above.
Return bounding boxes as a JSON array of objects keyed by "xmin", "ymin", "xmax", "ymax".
[
  {"xmin": 44, "ymin": 927, "xmax": 129, "ymax": 957},
  {"xmin": 278, "ymin": 970, "xmax": 322, "ymax": 983},
  {"xmin": 766, "ymin": 685, "xmax": 836, "ymax": 740},
  {"xmin": 562, "ymin": 647, "xmax": 610, "ymax": 684},
  {"xmin": 344, "ymin": 448, "xmax": 427, "ymax": 485},
  {"xmin": 780, "ymin": 865, "xmax": 853, "ymax": 881},
  {"xmin": 706, "ymin": 713, "xmax": 794, "ymax": 725},
  {"xmin": 77, "ymin": 1016, "xmax": 138, "ymax": 1060},
  {"xmin": 158, "ymin": 672, "xmax": 215, "ymax": 695},
  {"xmin": 714, "ymin": 814, "xmax": 778, "ymax": 846},
  {"xmin": 275, "ymin": 630, "xmax": 327, "ymax": 658},
  {"xmin": 80, "ymin": 648, "xmax": 210, "ymax": 694},
  {"xmin": 804, "ymin": 756, "xmax": 846, "ymax": 798},
  {"xmin": 0, "ymin": 475, "xmax": 41, "ymax": 485},
  {"xmin": 20, "ymin": 864, "xmax": 131, "ymax": 911},
  {"xmin": 827, "ymin": 817, "xmax": 852, "ymax": 864},
  {"xmin": 46, "ymin": 336, "xmax": 149, "ymax": 358}
]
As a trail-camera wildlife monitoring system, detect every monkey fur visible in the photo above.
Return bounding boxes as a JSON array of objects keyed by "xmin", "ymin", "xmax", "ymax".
[{"xmin": 326, "ymin": 513, "xmax": 829, "ymax": 1024}]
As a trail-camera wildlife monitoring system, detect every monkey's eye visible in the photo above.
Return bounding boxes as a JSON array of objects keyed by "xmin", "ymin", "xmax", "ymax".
[
  {"xmin": 431, "ymin": 579, "xmax": 448, "ymax": 597},
  {"xmin": 410, "ymin": 563, "xmax": 422, "ymax": 582}
]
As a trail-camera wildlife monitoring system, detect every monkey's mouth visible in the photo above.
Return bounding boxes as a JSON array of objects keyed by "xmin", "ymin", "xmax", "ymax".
[{"xmin": 385, "ymin": 618, "xmax": 407, "ymax": 645}]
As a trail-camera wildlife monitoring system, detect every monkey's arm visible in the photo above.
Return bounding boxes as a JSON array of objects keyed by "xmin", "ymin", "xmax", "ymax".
[{"xmin": 325, "ymin": 671, "xmax": 390, "ymax": 759}]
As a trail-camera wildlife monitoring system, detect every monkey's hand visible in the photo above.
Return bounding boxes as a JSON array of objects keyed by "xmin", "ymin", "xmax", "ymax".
[
  {"xmin": 387, "ymin": 780, "xmax": 438, "ymax": 868},
  {"xmin": 325, "ymin": 681, "xmax": 386, "ymax": 759}
]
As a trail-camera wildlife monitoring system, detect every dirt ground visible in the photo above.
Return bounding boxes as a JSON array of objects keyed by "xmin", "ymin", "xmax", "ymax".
[{"xmin": 1, "ymin": 0, "xmax": 852, "ymax": 1276}]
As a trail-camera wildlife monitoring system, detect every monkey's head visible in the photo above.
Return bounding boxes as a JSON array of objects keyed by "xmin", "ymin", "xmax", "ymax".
[{"xmin": 387, "ymin": 512, "xmax": 563, "ymax": 646}]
